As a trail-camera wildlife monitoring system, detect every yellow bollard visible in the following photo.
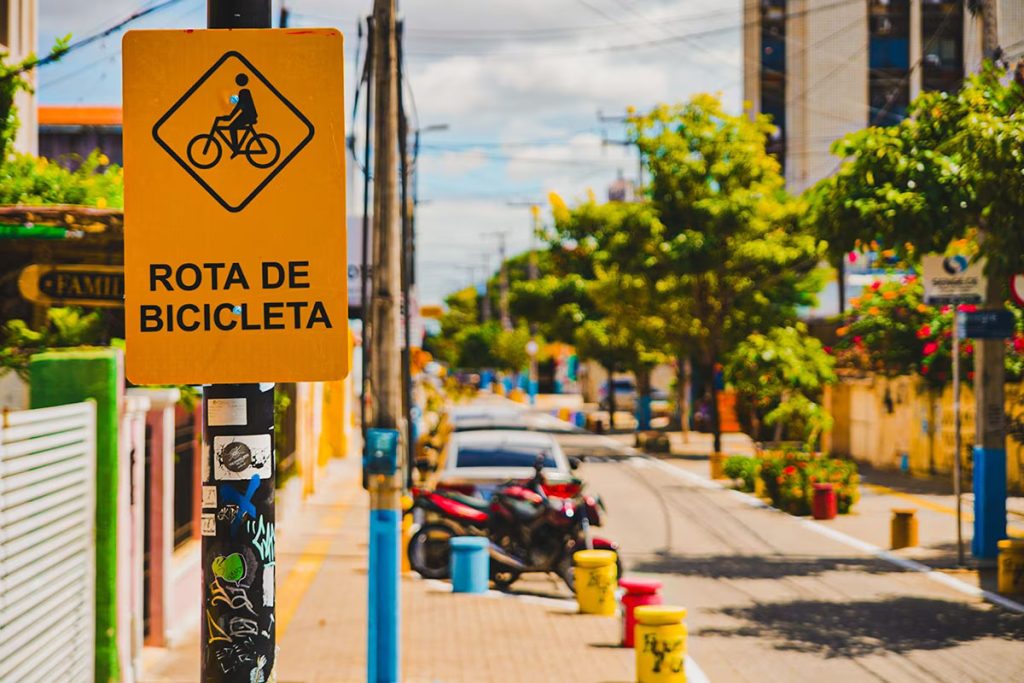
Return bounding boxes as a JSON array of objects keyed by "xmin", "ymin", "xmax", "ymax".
[
  {"xmin": 401, "ymin": 495, "xmax": 414, "ymax": 574},
  {"xmin": 890, "ymin": 508, "xmax": 919, "ymax": 549},
  {"xmin": 635, "ymin": 605, "xmax": 687, "ymax": 683},
  {"xmin": 573, "ymin": 549, "xmax": 618, "ymax": 616},
  {"xmin": 709, "ymin": 452, "xmax": 726, "ymax": 480},
  {"xmin": 998, "ymin": 539, "xmax": 1024, "ymax": 595},
  {"xmin": 558, "ymin": 407, "xmax": 571, "ymax": 422}
]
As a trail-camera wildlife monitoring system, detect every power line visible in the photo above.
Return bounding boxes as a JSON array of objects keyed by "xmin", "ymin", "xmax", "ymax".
[{"xmin": 11, "ymin": 0, "xmax": 190, "ymax": 79}]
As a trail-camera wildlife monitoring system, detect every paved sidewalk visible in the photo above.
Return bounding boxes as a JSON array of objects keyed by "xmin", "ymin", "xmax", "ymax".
[{"xmin": 141, "ymin": 457, "xmax": 636, "ymax": 683}]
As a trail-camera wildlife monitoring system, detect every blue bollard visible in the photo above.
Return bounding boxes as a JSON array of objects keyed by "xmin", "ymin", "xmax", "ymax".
[
  {"xmin": 450, "ymin": 536, "xmax": 490, "ymax": 594},
  {"xmin": 367, "ymin": 508, "xmax": 400, "ymax": 683},
  {"xmin": 573, "ymin": 411, "xmax": 586, "ymax": 428},
  {"xmin": 972, "ymin": 446, "xmax": 1008, "ymax": 559}
]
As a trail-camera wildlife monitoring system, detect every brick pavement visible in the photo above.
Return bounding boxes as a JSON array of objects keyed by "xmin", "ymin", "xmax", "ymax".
[{"xmin": 141, "ymin": 456, "xmax": 638, "ymax": 683}]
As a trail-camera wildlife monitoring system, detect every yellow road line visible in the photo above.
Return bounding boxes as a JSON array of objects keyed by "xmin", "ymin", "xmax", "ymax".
[
  {"xmin": 863, "ymin": 482, "xmax": 1024, "ymax": 538},
  {"xmin": 276, "ymin": 484, "xmax": 358, "ymax": 636}
]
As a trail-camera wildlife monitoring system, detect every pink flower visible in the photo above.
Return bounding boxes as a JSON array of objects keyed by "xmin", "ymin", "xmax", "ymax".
[
  {"xmin": 917, "ymin": 324, "xmax": 931, "ymax": 339},
  {"xmin": 871, "ymin": 281, "xmax": 882, "ymax": 291},
  {"xmin": 848, "ymin": 252, "xmax": 858, "ymax": 263},
  {"xmin": 853, "ymin": 335, "xmax": 864, "ymax": 347},
  {"xmin": 903, "ymin": 274, "xmax": 918, "ymax": 284},
  {"xmin": 923, "ymin": 341, "xmax": 939, "ymax": 356},
  {"xmin": 1014, "ymin": 336, "xmax": 1024, "ymax": 353}
]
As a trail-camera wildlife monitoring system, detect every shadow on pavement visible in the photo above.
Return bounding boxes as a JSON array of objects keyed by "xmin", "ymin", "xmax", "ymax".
[
  {"xmin": 630, "ymin": 552, "xmax": 897, "ymax": 580},
  {"xmin": 699, "ymin": 596, "xmax": 1024, "ymax": 657}
]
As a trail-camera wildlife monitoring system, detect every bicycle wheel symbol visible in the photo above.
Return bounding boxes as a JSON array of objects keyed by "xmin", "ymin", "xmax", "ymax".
[
  {"xmin": 185, "ymin": 130, "xmax": 281, "ymax": 170},
  {"xmin": 187, "ymin": 134, "xmax": 222, "ymax": 169},
  {"xmin": 245, "ymin": 133, "xmax": 281, "ymax": 169}
]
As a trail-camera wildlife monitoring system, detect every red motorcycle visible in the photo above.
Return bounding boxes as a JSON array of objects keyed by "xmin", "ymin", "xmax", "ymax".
[{"xmin": 408, "ymin": 459, "xmax": 619, "ymax": 591}]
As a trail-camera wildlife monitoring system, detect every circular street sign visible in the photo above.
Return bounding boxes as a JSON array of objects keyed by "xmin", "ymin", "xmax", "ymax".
[{"xmin": 1012, "ymin": 274, "xmax": 1024, "ymax": 307}]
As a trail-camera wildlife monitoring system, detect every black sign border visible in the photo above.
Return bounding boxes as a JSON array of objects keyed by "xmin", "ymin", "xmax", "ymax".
[{"xmin": 152, "ymin": 50, "xmax": 315, "ymax": 213}]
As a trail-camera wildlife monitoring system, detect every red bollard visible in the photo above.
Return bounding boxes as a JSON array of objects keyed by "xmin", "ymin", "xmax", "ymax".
[
  {"xmin": 812, "ymin": 483, "xmax": 838, "ymax": 520},
  {"xmin": 619, "ymin": 578, "xmax": 663, "ymax": 648}
]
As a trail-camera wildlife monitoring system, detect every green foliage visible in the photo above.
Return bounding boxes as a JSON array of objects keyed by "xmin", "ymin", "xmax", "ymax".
[
  {"xmin": 758, "ymin": 451, "xmax": 860, "ymax": 515},
  {"xmin": 806, "ymin": 63, "xmax": 1024, "ymax": 277},
  {"xmin": 1, "ymin": 36, "xmax": 69, "ymax": 156},
  {"xmin": 725, "ymin": 324, "xmax": 835, "ymax": 446},
  {"xmin": 491, "ymin": 325, "xmax": 534, "ymax": 372},
  {"xmin": 1, "ymin": 307, "xmax": 104, "ymax": 378},
  {"xmin": 723, "ymin": 455, "xmax": 759, "ymax": 493},
  {"xmin": 0, "ymin": 151, "xmax": 123, "ymax": 207},
  {"xmin": 630, "ymin": 95, "xmax": 826, "ymax": 363}
]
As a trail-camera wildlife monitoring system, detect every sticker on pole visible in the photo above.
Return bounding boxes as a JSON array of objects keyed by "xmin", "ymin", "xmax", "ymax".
[{"xmin": 123, "ymin": 29, "xmax": 348, "ymax": 384}]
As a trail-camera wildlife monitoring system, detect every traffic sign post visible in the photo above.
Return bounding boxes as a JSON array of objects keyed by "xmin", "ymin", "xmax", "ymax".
[
  {"xmin": 123, "ymin": 2, "xmax": 346, "ymax": 681},
  {"xmin": 923, "ymin": 254, "xmax": 989, "ymax": 567},
  {"xmin": 123, "ymin": 26, "xmax": 347, "ymax": 384}
]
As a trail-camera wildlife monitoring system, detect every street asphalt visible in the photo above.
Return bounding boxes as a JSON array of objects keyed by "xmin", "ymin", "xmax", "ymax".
[{"xmin": 577, "ymin": 454, "xmax": 1024, "ymax": 683}]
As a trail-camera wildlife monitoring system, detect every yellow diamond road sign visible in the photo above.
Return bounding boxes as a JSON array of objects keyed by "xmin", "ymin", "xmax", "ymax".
[
  {"xmin": 154, "ymin": 50, "xmax": 314, "ymax": 212},
  {"xmin": 123, "ymin": 29, "xmax": 347, "ymax": 384}
]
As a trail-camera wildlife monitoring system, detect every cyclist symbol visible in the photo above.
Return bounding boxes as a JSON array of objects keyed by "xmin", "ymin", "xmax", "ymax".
[{"xmin": 186, "ymin": 73, "xmax": 282, "ymax": 170}]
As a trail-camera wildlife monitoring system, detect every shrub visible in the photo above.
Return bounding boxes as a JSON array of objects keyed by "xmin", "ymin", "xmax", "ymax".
[
  {"xmin": 757, "ymin": 450, "xmax": 859, "ymax": 515},
  {"xmin": 723, "ymin": 455, "xmax": 759, "ymax": 493}
]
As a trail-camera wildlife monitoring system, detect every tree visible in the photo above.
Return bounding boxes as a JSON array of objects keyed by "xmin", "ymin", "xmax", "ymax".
[
  {"xmin": 534, "ymin": 196, "xmax": 669, "ymax": 429},
  {"xmin": 725, "ymin": 324, "xmax": 835, "ymax": 447},
  {"xmin": 631, "ymin": 94, "xmax": 826, "ymax": 451}
]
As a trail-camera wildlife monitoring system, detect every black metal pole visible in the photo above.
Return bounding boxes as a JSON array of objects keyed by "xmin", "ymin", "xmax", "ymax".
[
  {"xmin": 360, "ymin": 17, "xmax": 374, "ymax": 450},
  {"xmin": 202, "ymin": 4, "xmax": 275, "ymax": 683},
  {"xmin": 396, "ymin": 19, "xmax": 414, "ymax": 488}
]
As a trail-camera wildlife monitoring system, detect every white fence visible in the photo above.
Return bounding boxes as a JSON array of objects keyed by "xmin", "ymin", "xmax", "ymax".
[{"xmin": 0, "ymin": 402, "xmax": 96, "ymax": 683}]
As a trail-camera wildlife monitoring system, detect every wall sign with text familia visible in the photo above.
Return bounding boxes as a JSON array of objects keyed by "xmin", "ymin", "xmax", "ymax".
[{"xmin": 122, "ymin": 28, "xmax": 347, "ymax": 384}]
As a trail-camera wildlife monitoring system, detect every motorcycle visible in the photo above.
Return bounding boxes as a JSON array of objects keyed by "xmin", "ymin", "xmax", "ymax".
[{"xmin": 407, "ymin": 458, "xmax": 620, "ymax": 592}]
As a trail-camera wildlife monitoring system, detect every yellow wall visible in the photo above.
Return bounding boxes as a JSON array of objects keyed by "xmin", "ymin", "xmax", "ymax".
[{"xmin": 827, "ymin": 375, "xmax": 1024, "ymax": 493}]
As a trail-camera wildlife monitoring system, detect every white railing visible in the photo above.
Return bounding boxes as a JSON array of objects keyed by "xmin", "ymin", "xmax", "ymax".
[{"xmin": 0, "ymin": 401, "xmax": 97, "ymax": 683}]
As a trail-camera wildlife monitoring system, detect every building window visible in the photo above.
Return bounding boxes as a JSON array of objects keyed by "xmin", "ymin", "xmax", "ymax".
[
  {"xmin": 760, "ymin": 0, "xmax": 786, "ymax": 172},
  {"xmin": 869, "ymin": 0, "xmax": 911, "ymax": 126},
  {"xmin": 0, "ymin": 0, "xmax": 9, "ymax": 49},
  {"xmin": 921, "ymin": 0, "xmax": 964, "ymax": 94}
]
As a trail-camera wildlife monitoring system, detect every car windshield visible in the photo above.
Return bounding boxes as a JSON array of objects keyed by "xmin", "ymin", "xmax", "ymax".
[{"xmin": 455, "ymin": 447, "xmax": 557, "ymax": 469}]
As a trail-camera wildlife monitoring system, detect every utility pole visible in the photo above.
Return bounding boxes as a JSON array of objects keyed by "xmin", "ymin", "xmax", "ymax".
[
  {"xmin": 598, "ymin": 110, "xmax": 643, "ymax": 192},
  {"xmin": 202, "ymin": 3, "xmax": 275, "ymax": 683},
  {"xmin": 360, "ymin": 17, "xmax": 375, "ymax": 442},
  {"xmin": 507, "ymin": 201, "xmax": 542, "ymax": 281},
  {"xmin": 396, "ymin": 18, "xmax": 415, "ymax": 488},
  {"xmin": 367, "ymin": 0, "xmax": 402, "ymax": 681},
  {"xmin": 484, "ymin": 230, "xmax": 512, "ymax": 330},
  {"xmin": 972, "ymin": 0, "xmax": 1007, "ymax": 560}
]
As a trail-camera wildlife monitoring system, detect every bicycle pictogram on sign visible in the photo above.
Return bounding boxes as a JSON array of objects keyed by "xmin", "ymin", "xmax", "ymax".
[{"xmin": 153, "ymin": 51, "xmax": 314, "ymax": 212}]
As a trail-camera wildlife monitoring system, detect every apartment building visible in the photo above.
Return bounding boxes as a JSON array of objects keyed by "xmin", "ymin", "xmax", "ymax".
[
  {"xmin": 1, "ymin": 0, "xmax": 38, "ymax": 154},
  {"xmin": 743, "ymin": 0, "xmax": 1024, "ymax": 193}
]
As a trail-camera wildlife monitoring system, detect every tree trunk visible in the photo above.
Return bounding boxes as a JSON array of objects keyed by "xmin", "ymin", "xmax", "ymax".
[
  {"xmin": 677, "ymin": 354, "xmax": 691, "ymax": 442},
  {"xmin": 636, "ymin": 367, "xmax": 652, "ymax": 431},
  {"xmin": 605, "ymin": 361, "xmax": 617, "ymax": 431},
  {"xmin": 709, "ymin": 351, "xmax": 722, "ymax": 454}
]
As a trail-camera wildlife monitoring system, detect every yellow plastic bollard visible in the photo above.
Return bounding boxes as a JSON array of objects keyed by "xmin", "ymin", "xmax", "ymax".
[
  {"xmin": 634, "ymin": 605, "xmax": 687, "ymax": 683},
  {"xmin": 998, "ymin": 539, "xmax": 1024, "ymax": 595},
  {"xmin": 573, "ymin": 549, "xmax": 618, "ymax": 616},
  {"xmin": 890, "ymin": 508, "xmax": 919, "ymax": 549},
  {"xmin": 709, "ymin": 452, "xmax": 726, "ymax": 480},
  {"xmin": 558, "ymin": 407, "xmax": 571, "ymax": 422},
  {"xmin": 401, "ymin": 495, "xmax": 414, "ymax": 574}
]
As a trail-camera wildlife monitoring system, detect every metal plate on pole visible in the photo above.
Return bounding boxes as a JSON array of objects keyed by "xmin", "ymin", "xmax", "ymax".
[
  {"xmin": 123, "ymin": 29, "xmax": 347, "ymax": 384},
  {"xmin": 957, "ymin": 309, "xmax": 1015, "ymax": 340},
  {"xmin": 922, "ymin": 254, "xmax": 987, "ymax": 306}
]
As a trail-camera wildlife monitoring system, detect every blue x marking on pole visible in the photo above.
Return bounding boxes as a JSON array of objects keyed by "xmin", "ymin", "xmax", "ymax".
[{"xmin": 220, "ymin": 474, "xmax": 260, "ymax": 536}]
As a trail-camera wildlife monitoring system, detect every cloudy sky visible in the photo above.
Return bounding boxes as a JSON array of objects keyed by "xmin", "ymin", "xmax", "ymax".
[{"xmin": 38, "ymin": 0, "xmax": 742, "ymax": 304}]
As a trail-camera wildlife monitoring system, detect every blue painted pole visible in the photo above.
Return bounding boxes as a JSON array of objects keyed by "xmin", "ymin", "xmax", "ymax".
[
  {"xmin": 971, "ymin": 446, "xmax": 1008, "ymax": 559},
  {"xmin": 637, "ymin": 395, "xmax": 652, "ymax": 431},
  {"xmin": 367, "ymin": 506, "xmax": 401, "ymax": 682}
]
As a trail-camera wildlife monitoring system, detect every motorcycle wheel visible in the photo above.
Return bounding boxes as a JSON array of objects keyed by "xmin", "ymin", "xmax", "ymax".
[{"xmin": 408, "ymin": 523, "xmax": 456, "ymax": 579}]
